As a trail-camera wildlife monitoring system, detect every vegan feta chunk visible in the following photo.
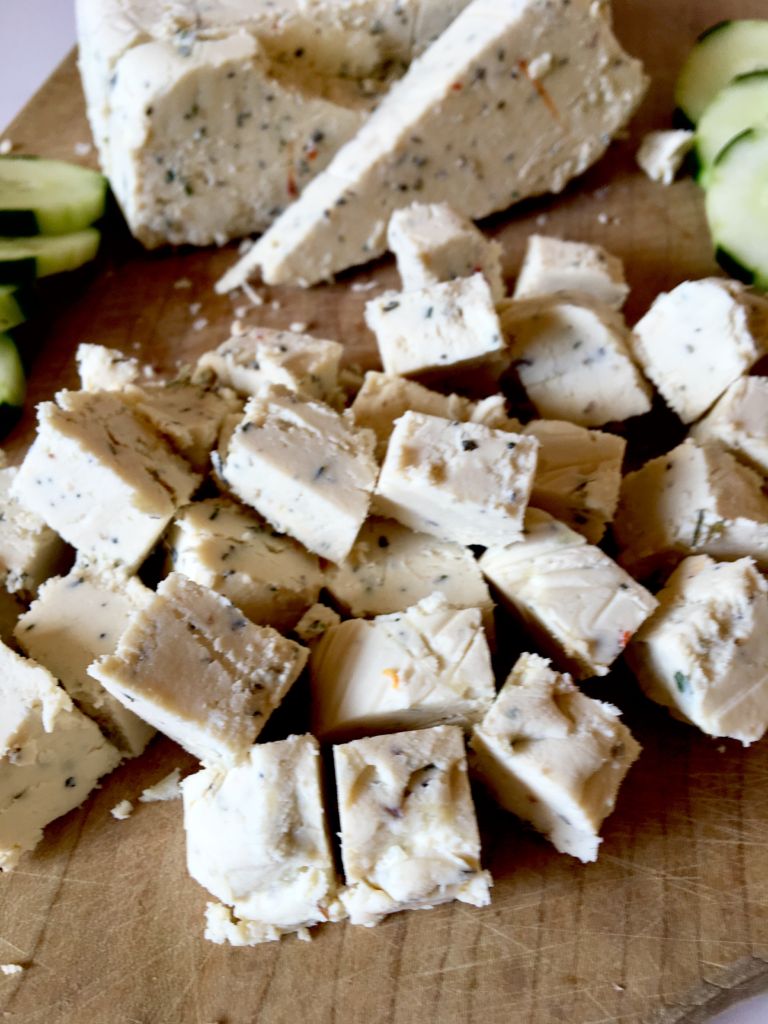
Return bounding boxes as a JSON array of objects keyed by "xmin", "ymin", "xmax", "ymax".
[
  {"xmin": 183, "ymin": 734, "xmax": 342, "ymax": 945},
  {"xmin": 0, "ymin": 641, "xmax": 121, "ymax": 871},
  {"xmin": 479, "ymin": 510, "xmax": 657, "ymax": 679},
  {"xmin": 76, "ymin": 343, "xmax": 142, "ymax": 391},
  {"xmin": 470, "ymin": 652, "xmax": 640, "ymax": 862},
  {"xmin": 626, "ymin": 556, "xmax": 768, "ymax": 745},
  {"xmin": 500, "ymin": 295, "xmax": 652, "ymax": 427},
  {"xmin": 216, "ymin": 386, "xmax": 378, "ymax": 563},
  {"xmin": 690, "ymin": 376, "xmax": 768, "ymax": 477},
  {"xmin": 375, "ymin": 411, "xmax": 539, "ymax": 548},
  {"xmin": 15, "ymin": 566, "xmax": 154, "ymax": 757},
  {"xmin": 513, "ymin": 234, "xmax": 629, "ymax": 309},
  {"xmin": 310, "ymin": 593, "xmax": 495, "ymax": 741},
  {"xmin": 89, "ymin": 573, "xmax": 307, "ymax": 767},
  {"xmin": 334, "ymin": 725, "xmax": 491, "ymax": 926},
  {"xmin": 614, "ymin": 439, "xmax": 768, "ymax": 579},
  {"xmin": 630, "ymin": 279, "xmax": 768, "ymax": 424},
  {"xmin": 0, "ymin": 464, "xmax": 67, "ymax": 597},
  {"xmin": 636, "ymin": 129, "xmax": 694, "ymax": 186}
]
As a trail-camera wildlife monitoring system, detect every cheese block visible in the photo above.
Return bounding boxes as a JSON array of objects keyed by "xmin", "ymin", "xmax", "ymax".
[
  {"xmin": 76, "ymin": 343, "xmax": 142, "ymax": 392},
  {"xmin": 334, "ymin": 725, "xmax": 491, "ymax": 926},
  {"xmin": 0, "ymin": 465, "xmax": 67, "ymax": 597},
  {"xmin": 690, "ymin": 376, "xmax": 768, "ymax": 477},
  {"xmin": 626, "ymin": 556, "xmax": 768, "ymax": 745},
  {"xmin": 512, "ymin": 234, "xmax": 629, "ymax": 309},
  {"xmin": 217, "ymin": 0, "xmax": 647, "ymax": 288}
]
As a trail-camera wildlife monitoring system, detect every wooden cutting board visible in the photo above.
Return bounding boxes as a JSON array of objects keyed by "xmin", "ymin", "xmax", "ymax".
[{"xmin": 2, "ymin": 4, "xmax": 768, "ymax": 1022}]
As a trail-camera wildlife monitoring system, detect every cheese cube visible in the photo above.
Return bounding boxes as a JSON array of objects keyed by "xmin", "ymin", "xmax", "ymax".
[
  {"xmin": 294, "ymin": 603, "xmax": 342, "ymax": 645},
  {"xmin": 470, "ymin": 652, "xmax": 640, "ymax": 862},
  {"xmin": 630, "ymin": 279, "xmax": 768, "ymax": 424},
  {"xmin": 196, "ymin": 326, "xmax": 343, "ymax": 405},
  {"xmin": 310, "ymin": 593, "xmax": 495, "ymax": 741},
  {"xmin": 513, "ymin": 234, "xmax": 629, "ymax": 309},
  {"xmin": 183, "ymin": 734, "xmax": 342, "ymax": 945},
  {"xmin": 626, "ymin": 556, "xmax": 768, "ymax": 745},
  {"xmin": 323, "ymin": 516, "xmax": 495, "ymax": 637},
  {"xmin": 11, "ymin": 391, "xmax": 201, "ymax": 574},
  {"xmin": 76, "ymin": 343, "xmax": 142, "ymax": 391},
  {"xmin": 365, "ymin": 274, "xmax": 508, "ymax": 384},
  {"xmin": 387, "ymin": 202, "xmax": 505, "ymax": 301},
  {"xmin": 0, "ymin": 466, "xmax": 67, "ymax": 597},
  {"xmin": 216, "ymin": 386, "xmax": 378, "ymax": 563},
  {"xmin": 523, "ymin": 419, "xmax": 626, "ymax": 543},
  {"xmin": 614, "ymin": 440, "xmax": 768, "ymax": 579},
  {"xmin": 334, "ymin": 725, "xmax": 491, "ymax": 926},
  {"xmin": 499, "ymin": 295, "xmax": 651, "ymax": 426},
  {"xmin": 479, "ymin": 510, "xmax": 657, "ymax": 679},
  {"xmin": 0, "ymin": 641, "xmax": 121, "ymax": 871},
  {"xmin": 636, "ymin": 129, "xmax": 694, "ymax": 186},
  {"xmin": 89, "ymin": 573, "xmax": 307, "ymax": 767},
  {"xmin": 690, "ymin": 376, "xmax": 768, "ymax": 477},
  {"xmin": 166, "ymin": 497, "xmax": 323, "ymax": 631},
  {"xmin": 14, "ymin": 567, "xmax": 154, "ymax": 757},
  {"xmin": 375, "ymin": 412, "xmax": 538, "ymax": 548}
]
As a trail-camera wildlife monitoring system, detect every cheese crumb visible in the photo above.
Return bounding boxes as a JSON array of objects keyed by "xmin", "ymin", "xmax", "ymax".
[
  {"xmin": 351, "ymin": 281, "xmax": 378, "ymax": 293},
  {"xmin": 110, "ymin": 799, "xmax": 134, "ymax": 820},
  {"xmin": 139, "ymin": 768, "xmax": 183, "ymax": 803},
  {"xmin": 74, "ymin": 141, "xmax": 93, "ymax": 157},
  {"xmin": 270, "ymin": 300, "xmax": 281, "ymax": 311},
  {"xmin": 173, "ymin": 278, "xmax": 192, "ymax": 290},
  {"xmin": 192, "ymin": 317, "xmax": 209, "ymax": 332},
  {"xmin": 0, "ymin": 139, "xmax": 13, "ymax": 155},
  {"xmin": 233, "ymin": 306, "xmax": 248, "ymax": 319},
  {"xmin": 238, "ymin": 238, "xmax": 254, "ymax": 256},
  {"xmin": 189, "ymin": 302, "xmax": 202, "ymax": 316},
  {"xmin": 290, "ymin": 321, "xmax": 309, "ymax": 333},
  {"xmin": 0, "ymin": 964, "xmax": 24, "ymax": 975},
  {"xmin": 241, "ymin": 281, "xmax": 263, "ymax": 307}
]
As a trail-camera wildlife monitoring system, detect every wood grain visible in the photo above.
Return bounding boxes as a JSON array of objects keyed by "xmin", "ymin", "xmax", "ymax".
[{"xmin": 2, "ymin": 4, "xmax": 768, "ymax": 1022}]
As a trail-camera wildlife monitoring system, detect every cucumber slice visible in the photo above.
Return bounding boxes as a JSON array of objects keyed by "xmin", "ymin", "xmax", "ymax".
[
  {"xmin": 0, "ymin": 157, "xmax": 107, "ymax": 236},
  {"xmin": 676, "ymin": 20, "xmax": 768, "ymax": 124},
  {"xmin": 0, "ymin": 284, "xmax": 30, "ymax": 332},
  {"xmin": 696, "ymin": 71, "xmax": 768, "ymax": 182},
  {"xmin": 705, "ymin": 126, "xmax": 768, "ymax": 288},
  {"xmin": 0, "ymin": 228, "xmax": 100, "ymax": 284},
  {"xmin": 0, "ymin": 333, "xmax": 25, "ymax": 408}
]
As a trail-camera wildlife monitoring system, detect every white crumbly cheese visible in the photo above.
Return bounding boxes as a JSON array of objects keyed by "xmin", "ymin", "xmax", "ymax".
[
  {"xmin": 0, "ymin": 466, "xmax": 67, "ymax": 597},
  {"xmin": 479, "ymin": 509, "xmax": 657, "ymax": 679},
  {"xmin": 365, "ymin": 274, "xmax": 509, "ymax": 387},
  {"xmin": 690, "ymin": 376, "xmax": 768, "ymax": 477},
  {"xmin": 375, "ymin": 411, "xmax": 539, "ymax": 548},
  {"xmin": 499, "ymin": 295, "xmax": 652, "ymax": 426},
  {"xmin": 10, "ymin": 390, "xmax": 201, "ymax": 574},
  {"xmin": 630, "ymin": 279, "xmax": 768, "ymax": 424},
  {"xmin": 387, "ymin": 202, "xmax": 505, "ymax": 301},
  {"xmin": 218, "ymin": 0, "xmax": 647, "ymax": 288},
  {"xmin": 184, "ymin": 734, "xmax": 342, "ymax": 945},
  {"xmin": 512, "ymin": 234, "xmax": 629, "ymax": 308},
  {"xmin": 614, "ymin": 439, "xmax": 768, "ymax": 579},
  {"xmin": 523, "ymin": 419, "xmax": 626, "ymax": 543},
  {"xmin": 470, "ymin": 652, "xmax": 640, "ymax": 862},
  {"xmin": 636, "ymin": 129, "xmax": 694, "ymax": 186},
  {"xmin": 110, "ymin": 799, "xmax": 134, "ymax": 820},
  {"xmin": 89, "ymin": 573, "xmax": 307, "ymax": 768},
  {"xmin": 139, "ymin": 768, "xmax": 182, "ymax": 802},
  {"xmin": 167, "ymin": 497, "xmax": 323, "ymax": 631},
  {"xmin": 0, "ymin": 641, "xmax": 121, "ymax": 871},
  {"xmin": 334, "ymin": 725, "xmax": 491, "ymax": 926},
  {"xmin": 76, "ymin": 343, "xmax": 142, "ymax": 391},
  {"xmin": 0, "ymin": 964, "xmax": 24, "ymax": 975},
  {"xmin": 310, "ymin": 593, "xmax": 495, "ymax": 741},
  {"xmin": 323, "ymin": 516, "xmax": 495, "ymax": 638},
  {"xmin": 14, "ymin": 567, "xmax": 154, "ymax": 757},
  {"xmin": 196, "ymin": 325, "xmax": 343, "ymax": 405},
  {"xmin": 216, "ymin": 386, "xmax": 378, "ymax": 563},
  {"xmin": 626, "ymin": 556, "xmax": 768, "ymax": 745},
  {"xmin": 294, "ymin": 603, "xmax": 341, "ymax": 644}
]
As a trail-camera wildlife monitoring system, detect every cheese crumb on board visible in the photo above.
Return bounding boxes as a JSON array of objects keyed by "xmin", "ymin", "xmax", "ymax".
[
  {"xmin": 0, "ymin": 964, "xmax": 24, "ymax": 975},
  {"xmin": 513, "ymin": 234, "xmax": 629, "ymax": 309},
  {"xmin": 76, "ymin": 343, "xmax": 142, "ymax": 392},
  {"xmin": 110, "ymin": 799, "xmax": 134, "ymax": 820},
  {"xmin": 636, "ymin": 129, "xmax": 694, "ymax": 186},
  {"xmin": 0, "ymin": 466, "xmax": 67, "ymax": 599},
  {"xmin": 690, "ymin": 376, "xmax": 768, "ymax": 477},
  {"xmin": 139, "ymin": 768, "xmax": 182, "ymax": 803}
]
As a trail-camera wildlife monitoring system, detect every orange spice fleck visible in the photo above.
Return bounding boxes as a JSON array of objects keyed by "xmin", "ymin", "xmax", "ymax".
[
  {"xmin": 383, "ymin": 668, "xmax": 400, "ymax": 689},
  {"xmin": 618, "ymin": 629, "xmax": 633, "ymax": 650}
]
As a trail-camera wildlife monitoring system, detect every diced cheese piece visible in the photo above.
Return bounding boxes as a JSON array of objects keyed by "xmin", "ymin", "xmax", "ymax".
[
  {"xmin": 614, "ymin": 439, "xmax": 768, "ymax": 579},
  {"xmin": 215, "ymin": 386, "xmax": 378, "ymax": 563},
  {"xmin": 14, "ymin": 567, "xmax": 154, "ymax": 757},
  {"xmin": 470, "ymin": 652, "xmax": 640, "ymax": 862},
  {"xmin": 523, "ymin": 419, "xmax": 626, "ymax": 543},
  {"xmin": 166, "ymin": 497, "xmax": 323, "ymax": 630},
  {"xmin": 630, "ymin": 279, "xmax": 768, "ymax": 424},
  {"xmin": 690, "ymin": 376, "xmax": 768, "ymax": 477},
  {"xmin": 499, "ymin": 295, "xmax": 652, "ymax": 426},
  {"xmin": 513, "ymin": 234, "xmax": 629, "ymax": 308},
  {"xmin": 184, "ymin": 734, "xmax": 342, "ymax": 944},
  {"xmin": 0, "ymin": 640, "xmax": 121, "ymax": 871},
  {"xmin": 310, "ymin": 592, "xmax": 495, "ymax": 741},
  {"xmin": 218, "ymin": 0, "xmax": 646, "ymax": 288},
  {"xmin": 334, "ymin": 725, "xmax": 491, "ymax": 926},
  {"xmin": 626, "ymin": 556, "xmax": 768, "ymax": 745},
  {"xmin": 139, "ymin": 768, "xmax": 182, "ymax": 803},
  {"xmin": 294, "ymin": 603, "xmax": 341, "ymax": 645},
  {"xmin": 196, "ymin": 326, "xmax": 343, "ymax": 405},
  {"xmin": 110, "ymin": 799, "xmax": 134, "ymax": 820},
  {"xmin": 375, "ymin": 411, "xmax": 538, "ymax": 548},
  {"xmin": 0, "ymin": 466, "xmax": 67, "ymax": 597},
  {"xmin": 76, "ymin": 343, "xmax": 142, "ymax": 391},
  {"xmin": 479, "ymin": 510, "xmax": 657, "ymax": 679},
  {"xmin": 387, "ymin": 202, "xmax": 505, "ymax": 301},
  {"xmin": 636, "ymin": 129, "xmax": 694, "ymax": 186},
  {"xmin": 89, "ymin": 572, "xmax": 307, "ymax": 767},
  {"xmin": 324, "ymin": 516, "xmax": 495, "ymax": 637},
  {"xmin": 10, "ymin": 391, "xmax": 201, "ymax": 574}
]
